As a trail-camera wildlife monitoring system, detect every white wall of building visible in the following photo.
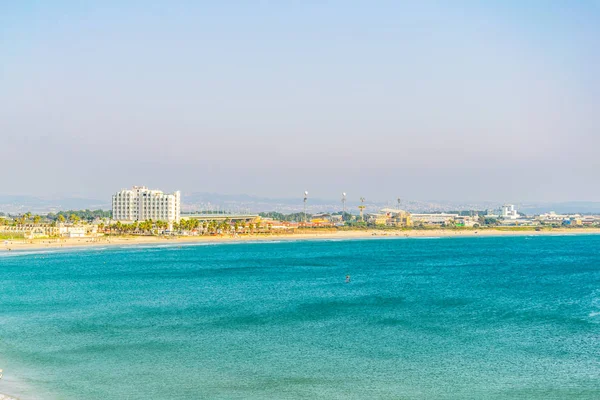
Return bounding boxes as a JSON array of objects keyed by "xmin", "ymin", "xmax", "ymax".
[
  {"xmin": 411, "ymin": 213, "xmax": 458, "ymax": 224},
  {"xmin": 112, "ymin": 186, "xmax": 181, "ymax": 223},
  {"xmin": 501, "ymin": 204, "xmax": 518, "ymax": 220}
]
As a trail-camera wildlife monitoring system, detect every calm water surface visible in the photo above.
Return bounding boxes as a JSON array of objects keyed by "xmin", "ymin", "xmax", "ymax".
[{"xmin": 1, "ymin": 236, "xmax": 599, "ymax": 399}]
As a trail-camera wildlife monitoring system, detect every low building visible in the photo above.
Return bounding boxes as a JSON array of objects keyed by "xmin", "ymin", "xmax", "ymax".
[
  {"xmin": 58, "ymin": 225, "xmax": 84, "ymax": 238},
  {"xmin": 367, "ymin": 213, "xmax": 390, "ymax": 226},
  {"xmin": 498, "ymin": 218, "xmax": 537, "ymax": 227},
  {"xmin": 563, "ymin": 218, "xmax": 583, "ymax": 226},
  {"xmin": 411, "ymin": 213, "xmax": 458, "ymax": 225},
  {"xmin": 380, "ymin": 208, "xmax": 412, "ymax": 227},
  {"xmin": 181, "ymin": 213, "xmax": 259, "ymax": 224},
  {"xmin": 0, "ymin": 224, "xmax": 59, "ymax": 239},
  {"xmin": 455, "ymin": 215, "xmax": 479, "ymax": 227},
  {"xmin": 536, "ymin": 212, "xmax": 573, "ymax": 224}
]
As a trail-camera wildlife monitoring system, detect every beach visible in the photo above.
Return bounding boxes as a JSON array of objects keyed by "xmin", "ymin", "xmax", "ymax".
[{"xmin": 2, "ymin": 228, "xmax": 600, "ymax": 253}]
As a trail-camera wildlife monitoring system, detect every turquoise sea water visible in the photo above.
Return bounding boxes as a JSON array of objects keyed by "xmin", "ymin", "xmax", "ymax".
[{"xmin": 1, "ymin": 236, "xmax": 600, "ymax": 399}]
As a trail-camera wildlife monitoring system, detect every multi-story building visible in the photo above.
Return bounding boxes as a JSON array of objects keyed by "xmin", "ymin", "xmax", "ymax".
[
  {"xmin": 112, "ymin": 186, "xmax": 180, "ymax": 223},
  {"xmin": 378, "ymin": 208, "xmax": 412, "ymax": 227},
  {"xmin": 500, "ymin": 204, "xmax": 519, "ymax": 220},
  {"xmin": 486, "ymin": 204, "xmax": 519, "ymax": 220}
]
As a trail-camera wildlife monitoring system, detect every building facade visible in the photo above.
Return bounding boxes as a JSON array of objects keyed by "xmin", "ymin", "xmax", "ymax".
[
  {"xmin": 112, "ymin": 186, "xmax": 181, "ymax": 223},
  {"xmin": 411, "ymin": 213, "xmax": 459, "ymax": 225},
  {"xmin": 500, "ymin": 204, "xmax": 519, "ymax": 220}
]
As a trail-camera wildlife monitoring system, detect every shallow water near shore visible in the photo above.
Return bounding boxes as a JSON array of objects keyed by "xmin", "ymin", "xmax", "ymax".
[{"xmin": 1, "ymin": 236, "xmax": 600, "ymax": 399}]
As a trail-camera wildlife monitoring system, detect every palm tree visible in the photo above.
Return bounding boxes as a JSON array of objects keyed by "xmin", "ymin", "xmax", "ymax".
[
  {"xmin": 179, "ymin": 219, "xmax": 188, "ymax": 231},
  {"xmin": 57, "ymin": 214, "xmax": 66, "ymax": 224},
  {"xmin": 138, "ymin": 221, "xmax": 147, "ymax": 234},
  {"xmin": 33, "ymin": 215, "xmax": 42, "ymax": 224},
  {"xmin": 208, "ymin": 220, "xmax": 218, "ymax": 234},
  {"xmin": 218, "ymin": 221, "xmax": 228, "ymax": 233}
]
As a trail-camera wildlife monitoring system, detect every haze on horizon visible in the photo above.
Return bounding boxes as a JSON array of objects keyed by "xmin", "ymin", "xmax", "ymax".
[{"xmin": 1, "ymin": 1, "xmax": 598, "ymax": 203}]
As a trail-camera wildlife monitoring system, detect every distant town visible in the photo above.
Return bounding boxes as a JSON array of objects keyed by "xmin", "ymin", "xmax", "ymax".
[{"xmin": 1, "ymin": 185, "xmax": 599, "ymax": 241}]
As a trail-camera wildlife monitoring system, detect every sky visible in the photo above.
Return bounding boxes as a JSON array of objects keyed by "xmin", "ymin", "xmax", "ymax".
[{"xmin": 1, "ymin": 1, "xmax": 599, "ymax": 202}]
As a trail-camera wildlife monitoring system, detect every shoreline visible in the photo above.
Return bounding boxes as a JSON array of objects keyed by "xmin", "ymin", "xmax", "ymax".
[{"xmin": 2, "ymin": 228, "xmax": 600, "ymax": 253}]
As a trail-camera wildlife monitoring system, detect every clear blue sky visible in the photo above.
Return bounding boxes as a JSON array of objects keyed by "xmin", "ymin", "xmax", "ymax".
[{"xmin": 1, "ymin": 1, "xmax": 598, "ymax": 202}]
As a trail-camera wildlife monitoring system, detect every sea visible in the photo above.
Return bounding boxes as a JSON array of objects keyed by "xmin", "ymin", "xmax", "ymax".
[{"xmin": 1, "ymin": 235, "xmax": 599, "ymax": 399}]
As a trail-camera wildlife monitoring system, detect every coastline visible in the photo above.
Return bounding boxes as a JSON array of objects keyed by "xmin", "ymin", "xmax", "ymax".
[{"xmin": 2, "ymin": 228, "xmax": 600, "ymax": 253}]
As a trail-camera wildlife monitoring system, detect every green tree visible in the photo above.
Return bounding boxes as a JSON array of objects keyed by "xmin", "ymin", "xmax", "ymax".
[
  {"xmin": 33, "ymin": 215, "xmax": 42, "ymax": 224},
  {"xmin": 483, "ymin": 217, "xmax": 499, "ymax": 226},
  {"xmin": 208, "ymin": 220, "xmax": 218, "ymax": 234}
]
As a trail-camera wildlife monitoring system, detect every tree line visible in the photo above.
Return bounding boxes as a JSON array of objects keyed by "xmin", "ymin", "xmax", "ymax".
[{"xmin": 99, "ymin": 218, "xmax": 263, "ymax": 236}]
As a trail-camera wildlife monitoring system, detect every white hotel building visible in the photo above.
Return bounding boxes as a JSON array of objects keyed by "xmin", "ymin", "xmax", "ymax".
[{"xmin": 112, "ymin": 186, "xmax": 181, "ymax": 223}]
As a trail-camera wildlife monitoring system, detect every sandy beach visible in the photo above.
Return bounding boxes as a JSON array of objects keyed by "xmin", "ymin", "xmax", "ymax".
[{"xmin": 2, "ymin": 228, "xmax": 600, "ymax": 253}]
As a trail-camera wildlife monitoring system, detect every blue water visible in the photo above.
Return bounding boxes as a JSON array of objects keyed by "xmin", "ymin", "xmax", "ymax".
[{"xmin": 1, "ymin": 236, "xmax": 600, "ymax": 399}]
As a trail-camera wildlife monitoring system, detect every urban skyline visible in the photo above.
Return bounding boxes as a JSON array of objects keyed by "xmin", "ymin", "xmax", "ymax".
[{"xmin": 2, "ymin": 188, "xmax": 600, "ymax": 216}]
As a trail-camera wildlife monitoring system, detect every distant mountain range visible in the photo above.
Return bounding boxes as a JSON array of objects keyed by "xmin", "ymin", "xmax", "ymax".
[
  {"xmin": 1, "ymin": 193, "xmax": 599, "ymax": 215},
  {"xmin": 0, "ymin": 195, "xmax": 109, "ymax": 214},
  {"xmin": 516, "ymin": 202, "xmax": 600, "ymax": 215}
]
